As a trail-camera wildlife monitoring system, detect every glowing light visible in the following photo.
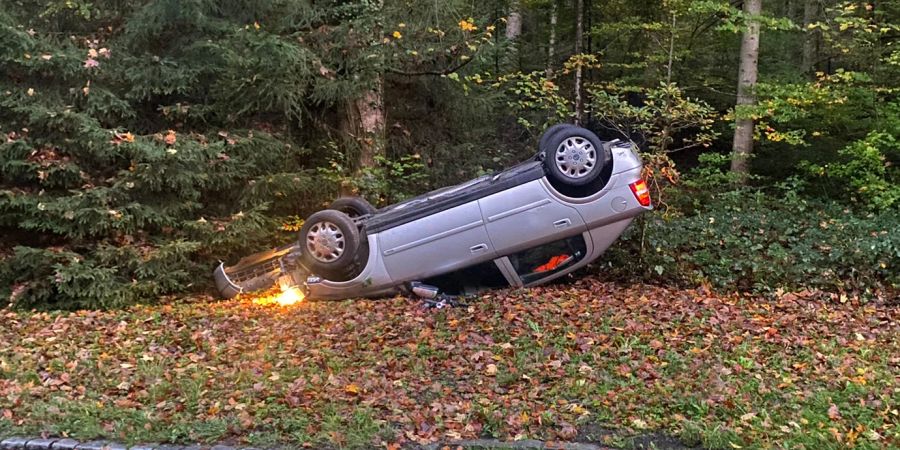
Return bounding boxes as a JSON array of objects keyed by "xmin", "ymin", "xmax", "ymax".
[
  {"xmin": 252, "ymin": 284, "xmax": 305, "ymax": 306},
  {"xmin": 274, "ymin": 286, "xmax": 304, "ymax": 306}
]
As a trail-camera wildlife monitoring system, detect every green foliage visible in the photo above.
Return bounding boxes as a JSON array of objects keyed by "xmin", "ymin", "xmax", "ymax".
[
  {"xmin": 456, "ymin": 71, "xmax": 570, "ymax": 132},
  {"xmin": 681, "ymin": 152, "xmax": 744, "ymax": 189},
  {"xmin": 382, "ymin": 5, "xmax": 497, "ymax": 75},
  {"xmin": 746, "ymin": 70, "xmax": 887, "ymax": 146},
  {"xmin": 803, "ymin": 131, "xmax": 900, "ymax": 211},
  {"xmin": 604, "ymin": 186, "xmax": 899, "ymax": 294},
  {"xmin": 589, "ymin": 82, "xmax": 719, "ymax": 154},
  {"xmin": 318, "ymin": 149, "xmax": 427, "ymax": 206},
  {"xmin": 690, "ymin": 0, "xmax": 797, "ymax": 33},
  {"xmin": 0, "ymin": 2, "xmax": 362, "ymax": 309}
]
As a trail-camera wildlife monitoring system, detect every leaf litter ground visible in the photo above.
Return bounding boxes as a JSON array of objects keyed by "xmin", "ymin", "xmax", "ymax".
[{"xmin": 1, "ymin": 278, "xmax": 897, "ymax": 449}]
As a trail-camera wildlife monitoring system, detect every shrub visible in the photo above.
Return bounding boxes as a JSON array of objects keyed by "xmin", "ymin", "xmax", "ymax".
[
  {"xmin": 803, "ymin": 131, "xmax": 900, "ymax": 211},
  {"xmin": 602, "ymin": 187, "xmax": 899, "ymax": 295}
]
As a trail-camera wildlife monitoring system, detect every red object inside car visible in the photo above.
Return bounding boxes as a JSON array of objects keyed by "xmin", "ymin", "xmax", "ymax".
[{"xmin": 535, "ymin": 254, "xmax": 571, "ymax": 273}]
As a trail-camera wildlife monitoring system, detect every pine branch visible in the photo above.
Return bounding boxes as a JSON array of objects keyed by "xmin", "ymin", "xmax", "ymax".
[{"xmin": 386, "ymin": 50, "xmax": 479, "ymax": 77}]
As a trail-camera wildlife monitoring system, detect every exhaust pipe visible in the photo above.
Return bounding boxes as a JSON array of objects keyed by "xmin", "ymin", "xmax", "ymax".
[{"xmin": 213, "ymin": 243, "xmax": 306, "ymax": 298}]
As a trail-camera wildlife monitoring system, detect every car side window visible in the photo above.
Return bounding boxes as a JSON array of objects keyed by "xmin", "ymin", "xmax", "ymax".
[
  {"xmin": 508, "ymin": 235, "xmax": 588, "ymax": 284},
  {"xmin": 423, "ymin": 260, "xmax": 511, "ymax": 295}
]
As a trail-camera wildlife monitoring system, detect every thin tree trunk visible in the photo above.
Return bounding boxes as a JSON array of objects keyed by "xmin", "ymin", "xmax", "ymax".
[
  {"xmin": 546, "ymin": 0, "xmax": 558, "ymax": 78},
  {"xmin": 802, "ymin": 0, "xmax": 817, "ymax": 74},
  {"xmin": 666, "ymin": 13, "xmax": 677, "ymax": 85},
  {"xmin": 574, "ymin": 0, "xmax": 584, "ymax": 125},
  {"xmin": 731, "ymin": 0, "xmax": 762, "ymax": 183},
  {"xmin": 661, "ymin": 13, "xmax": 678, "ymax": 154},
  {"xmin": 505, "ymin": 0, "xmax": 522, "ymax": 70},
  {"xmin": 506, "ymin": 0, "xmax": 522, "ymax": 40}
]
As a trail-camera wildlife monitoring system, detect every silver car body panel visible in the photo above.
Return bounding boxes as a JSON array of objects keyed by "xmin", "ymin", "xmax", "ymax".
[{"xmin": 378, "ymin": 200, "xmax": 497, "ymax": 281}]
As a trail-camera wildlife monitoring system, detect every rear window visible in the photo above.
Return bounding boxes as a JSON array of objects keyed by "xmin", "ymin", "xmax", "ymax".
[{"xmin": 508, "ymin": 235, "xmax": 588, "ymax": 284}]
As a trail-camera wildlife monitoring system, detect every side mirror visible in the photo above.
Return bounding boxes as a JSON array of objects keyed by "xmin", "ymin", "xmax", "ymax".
[{"xmin": 409, "ymin": 282, "xmax": 440, "ymax": 299}]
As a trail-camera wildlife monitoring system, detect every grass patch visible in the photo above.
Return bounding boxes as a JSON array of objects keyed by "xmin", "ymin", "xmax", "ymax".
[{"xmin": 0, "ymin": 281, "xmax": 897, "ymax": 448}]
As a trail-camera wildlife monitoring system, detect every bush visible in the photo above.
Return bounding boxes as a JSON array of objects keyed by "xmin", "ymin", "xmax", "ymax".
[{"xmin": 602, "ymin": 187, "xmax": 899, "ymax": 295}]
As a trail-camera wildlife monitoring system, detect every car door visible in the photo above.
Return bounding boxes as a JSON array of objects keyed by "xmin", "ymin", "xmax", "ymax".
[
  {"xmin": 479, "ymin": 180, "xmax": 587, "ymax": 255},
  {"xmin": 377, "ymin": 201, "xmax": 496, "ymax": 282}
]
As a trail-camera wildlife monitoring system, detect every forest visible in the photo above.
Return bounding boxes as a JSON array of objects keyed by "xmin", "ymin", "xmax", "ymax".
[
  {"xmin": 1, "ymin": 2, "xmax": 899, "ymax": 449},
  {"xmin": 1, "ymin": 0, "xmax": 898, "ymax": 309}
]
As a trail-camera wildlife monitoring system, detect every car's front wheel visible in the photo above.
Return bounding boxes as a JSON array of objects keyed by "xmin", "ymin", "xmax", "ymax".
[
  {"xmin": 299, "ymin": 209, "xmax": 360, "ymax": 279},
  {"xmin": 542, "ymin": 126, "xmax": 610, "ymax": 187}
]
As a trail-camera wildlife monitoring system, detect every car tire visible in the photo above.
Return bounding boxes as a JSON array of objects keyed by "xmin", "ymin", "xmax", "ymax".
[
  {"xmin": 538, "ymin": 123, "xmax": 577, "ymax": 156},
  {"xmin": 299, "ymin": 209, "xmax": 360, "ymax": 278},
  {"xmin": 542, "ymin": 126, "xmax": 610, "ymax": 187},
  {"xmin": 329, "ymin": 196, "xmax": 376, "ymax": 218}
]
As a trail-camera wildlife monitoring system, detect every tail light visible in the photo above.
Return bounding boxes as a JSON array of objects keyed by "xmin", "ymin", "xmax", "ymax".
[{"xmin": 629, "ymin": 179, "xmax": 651, "ymax": 207}]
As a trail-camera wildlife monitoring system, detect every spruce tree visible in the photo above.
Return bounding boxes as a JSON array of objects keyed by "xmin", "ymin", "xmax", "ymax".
[{"xmin": 0, "ymin": 0, "xmax": 379, "ymax": 309}]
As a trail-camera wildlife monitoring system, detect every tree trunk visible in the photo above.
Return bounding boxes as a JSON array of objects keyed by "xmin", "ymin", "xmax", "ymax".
[
  {"xmin": 343, "ymin": 79, "xmax": 385, "ymax": 171},
  {"xmin": 574, "ymin": 0, "xmax": 584, "ymax": 125},
  {"xmin": 339, "ymin": 0, "xmax": 385, "ymax": 186},
  {"xmin": 546, "ymin": 0, "xmax": 558, "ymax": 78},
  {"xmin": 730, "ymin": 0, "xmax": 762, "ymax": 183},
  {"xmin": 506, "ymin": 0, "xmax": 522, "ymax": 40},
  {"xmin": 802, "ymin": 0, "xmax": 817, "ymax": 74},
  {"xmin": 504, "ymin": 0, "xmax": 522, "ymax": 70}
]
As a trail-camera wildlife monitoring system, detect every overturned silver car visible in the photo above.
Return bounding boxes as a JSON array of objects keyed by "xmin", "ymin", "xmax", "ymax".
[{"xmin": 214, "ymin": 125, "xmax": 651, "ymax": 300}]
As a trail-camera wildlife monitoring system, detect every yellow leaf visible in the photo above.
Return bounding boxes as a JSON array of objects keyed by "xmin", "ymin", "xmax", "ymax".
[{"xmin": 459, "ymin": 19, "xmax": 477, "ymax": 32}]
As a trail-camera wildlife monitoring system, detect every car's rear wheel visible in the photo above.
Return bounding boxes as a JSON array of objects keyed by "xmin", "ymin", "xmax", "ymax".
[
  {"xmin": 329, "ymin": 196, "xmax": 376, "ymax": 218},
  {"xmin": 299, "ymin": 209, "xmax": 360, "ymax": 279},
  {"xmin": 538, "ymin": 123, "xmax": 577, "ymax": 157},
  {"xmin": 542, "ymin": 126, "xmax": 609, "ymax": 187}
]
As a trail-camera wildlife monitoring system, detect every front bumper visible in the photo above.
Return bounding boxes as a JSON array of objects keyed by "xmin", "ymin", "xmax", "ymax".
[{"xmin": 213, "ymin": 243, "xmax": 307, "ymax": 298}]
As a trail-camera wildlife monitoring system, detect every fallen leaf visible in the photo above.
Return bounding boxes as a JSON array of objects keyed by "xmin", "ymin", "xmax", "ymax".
[{"xmin": 828, "ymin": 404, "xmax": 841, "ymax": 420}]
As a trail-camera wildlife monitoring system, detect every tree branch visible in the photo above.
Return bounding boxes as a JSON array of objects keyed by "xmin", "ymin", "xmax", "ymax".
[{"xmin": 386, "ymin": 53, "xmax": 478, "ymax": 77}]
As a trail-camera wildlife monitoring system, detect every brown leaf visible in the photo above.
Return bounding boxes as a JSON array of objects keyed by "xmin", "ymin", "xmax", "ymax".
[
  {"xmin": 828, "ymin": 404, "xmax": 841, "ymax": 420},
  {"xmin": 558, "ymin": 421, "xmax": 577, "ymax": 439}
]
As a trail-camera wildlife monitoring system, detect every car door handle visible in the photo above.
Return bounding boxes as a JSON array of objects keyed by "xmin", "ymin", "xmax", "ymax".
[
  {"xmin": 470, "ymin": 243, "xmax": 488, "ymax": 254},
  {"xmin": 553, "ymin": 218, "xmax": 572, "ymax": 229}
]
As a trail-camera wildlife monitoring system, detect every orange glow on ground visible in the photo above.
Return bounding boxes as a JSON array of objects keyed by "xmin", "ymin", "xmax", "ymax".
[{"xmin": 252, "ymin": 285, "xmax": 305, "ymax": 306}]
